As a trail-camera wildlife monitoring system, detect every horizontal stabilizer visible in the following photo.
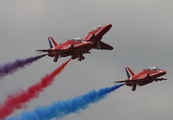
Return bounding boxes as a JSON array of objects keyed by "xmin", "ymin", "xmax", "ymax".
[
  {"xmin": 113, "ymin": 80, "xmax": 127, "ymax": 83},
  {"xmin": 36, "ymin": 49, "xmax": 68, "ymax": 52},
  {"xmin": 36, "ymin": 51, "xmax": 48, "ymax": 54}
]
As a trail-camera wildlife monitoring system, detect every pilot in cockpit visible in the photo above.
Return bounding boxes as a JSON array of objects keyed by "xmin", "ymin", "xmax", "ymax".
[
  {"xmin": 71, "ymin": 38, "xmax": 83, "ymax": 41},
  {"xmin": 146, "ymin": 67, "xmax": 160, "ymax": 71},
  {"xmin": 93, "ymin": 25, "xmax": 104, "ymax": 30}
]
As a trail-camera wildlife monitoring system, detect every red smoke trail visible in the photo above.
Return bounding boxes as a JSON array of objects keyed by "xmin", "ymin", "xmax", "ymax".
[{"xmin": 0, "ymin": 58, "xmax": 71, "ymax": 119}]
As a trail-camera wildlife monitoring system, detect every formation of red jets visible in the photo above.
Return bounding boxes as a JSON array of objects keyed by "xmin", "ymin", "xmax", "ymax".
[{"xmin": 36, "ymin": 23, "xmax": 167, "ymax": 91}]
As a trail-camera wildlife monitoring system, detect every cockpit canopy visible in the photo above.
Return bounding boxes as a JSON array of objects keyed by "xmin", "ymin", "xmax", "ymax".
[
  {"xmin": 70, "ymin": 38, "xmax": 84, "ymax": 42},
  {"xmin": 146, "ymin": 67, "xmax": 160, "ymax": 71},
  {"xmin": 92, "ymin": 24, "xmax": 104, "ymax": 30}
]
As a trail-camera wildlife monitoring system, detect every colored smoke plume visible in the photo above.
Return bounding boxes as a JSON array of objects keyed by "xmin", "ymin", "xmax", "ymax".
[
  {"xmin": 0, "ymin": 58, "xmax": 71, "ymax": 119},
  {"xmin": 0, "ymin": 54, "xmax": 46, "ymax": 79},
  {"xmin": 7, "ymin": 84, "xmax": 124, "ymax": 120}
]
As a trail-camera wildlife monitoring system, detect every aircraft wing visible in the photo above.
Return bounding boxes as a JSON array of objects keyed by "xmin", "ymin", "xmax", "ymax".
[
  {"xmin": 36, "ymin": 49, "xmax": 69, "ymax": 53},
  {"xmin": 114, "ymin": 79, "xmax": 145, "ymax": 83},
  {"xmin": 93, "ymin": 41, "xmax": 113, "ymax": 50}
]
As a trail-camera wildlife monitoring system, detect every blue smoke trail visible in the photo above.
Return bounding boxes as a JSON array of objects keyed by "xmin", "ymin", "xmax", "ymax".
[{"xmin": 7, "ymin": 84, "xmax": 124, "ymax": 120}]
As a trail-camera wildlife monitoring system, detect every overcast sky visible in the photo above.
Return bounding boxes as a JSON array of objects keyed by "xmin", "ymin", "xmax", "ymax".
[{"xmin": 0, "ymin": 0, "xmax": 173, "ymax": 120}]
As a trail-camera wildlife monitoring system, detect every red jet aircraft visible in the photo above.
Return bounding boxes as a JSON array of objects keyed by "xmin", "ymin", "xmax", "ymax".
[
  {"xmin": 36, "ymin": 23, "xmax": 113, "ymax": 62},
  {"xmin": 114, "ymin": 67, "xmax": 167, "ymax": 91}
]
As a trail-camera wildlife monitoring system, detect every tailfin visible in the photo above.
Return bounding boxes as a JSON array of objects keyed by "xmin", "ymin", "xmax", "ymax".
[
  {"xmin": 125, "ymin": 67, "xmax": 135, "ymax": 78},
  {"xmin": 48, "ymin": 37, "xmax": 58, "ymax": 49}
]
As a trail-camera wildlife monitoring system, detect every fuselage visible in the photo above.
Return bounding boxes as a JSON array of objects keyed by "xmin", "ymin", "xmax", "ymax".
[
  {"xmin": 126, "ymin": 67, "xmax": 166, "ymax": 87},
  {"xmin": 47, "ymin": 39, "xmax": 91, "ymax": 57},
  {"xmin": 47, "ymin": 24, "xmax": 113, "ymax": 59}
]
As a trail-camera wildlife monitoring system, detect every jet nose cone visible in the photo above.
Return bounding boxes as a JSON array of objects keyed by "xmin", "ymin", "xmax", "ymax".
[
  {"xmin": 160, "ymin": 70, "xmax": 167, "ymax": 75},
  {"xmin": 107, "ymin": 24, "xmax": 112, "ymax": 28},
  {"xmin": 103, "ymin": 24, "xmax": 112, "ymax": 32},
  {"xmin": 163, "ymin": 70, "xmax": 167, "ymax": 74}
]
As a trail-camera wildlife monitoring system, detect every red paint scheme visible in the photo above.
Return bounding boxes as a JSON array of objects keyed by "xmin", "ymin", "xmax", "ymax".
[
  {"xmin": 114, "ymin": 67, "xmax": 167, "ymax": 91},
  {"xmin": 36, "ymin": 24, "xmax": 113, "ymax": 62}
]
